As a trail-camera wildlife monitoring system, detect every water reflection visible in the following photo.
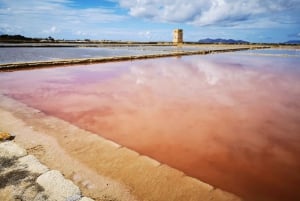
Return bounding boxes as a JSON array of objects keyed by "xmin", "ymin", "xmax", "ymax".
[
  {"xmin": 0, "ymin": 46, "xmax": 211, "ymax": 64},
  {"xmin": 0, "ymin": 54, "xmax": 300, "ymax": 201}
]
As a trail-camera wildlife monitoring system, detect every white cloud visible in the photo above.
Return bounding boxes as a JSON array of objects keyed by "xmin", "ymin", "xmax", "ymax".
[
  {"xmin": 115, "ymin": 0, "xmax": 300, "ymax": 26},
  {"xmin": 74, "ymin": 31, "xmax": 87, "ymax": 36},
  {"xmin": 43, "ymin": 26, "xmax": 60, "ymax": 34},
  {"xmin": 0, "ymin": 0, "xmax": 299, "ymax": 42},
  {"xmin": 138, "ymin": 31, "xmax": 152, "ymax": 40},
  {"xmin": 0, "ymin": 0, "xmax": 126, "ymax": 38}
]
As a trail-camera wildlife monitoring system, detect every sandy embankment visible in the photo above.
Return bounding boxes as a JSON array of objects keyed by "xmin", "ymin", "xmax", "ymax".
[{"xmin": 0, "ymin": 94, "xmax": 241, "ymax": 201}]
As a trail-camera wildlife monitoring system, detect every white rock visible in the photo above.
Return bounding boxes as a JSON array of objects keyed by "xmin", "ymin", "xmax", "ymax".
[
  {"xmin": 66, "ymin": 194, "xmax": 81, "ymax": 201},
  {"xmin": 33, "ymin": 192, "xmax": 49, "ymax": 201},
  {"xmin": 79, "ymin": 197, "xmax": 94, "ymax": 201},
  {"xmin": 0, "ymin": 141, "xmax": 27, "ymax": 158},
  {"xmin": 36, "ymin": 170, "xmax": 81, "ymax": 201},
  {"xmin": 18, "ymin": 155, "xmax": 49, "ymax": 174}
]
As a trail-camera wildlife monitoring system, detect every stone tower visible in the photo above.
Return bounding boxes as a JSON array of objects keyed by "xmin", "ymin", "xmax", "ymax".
[{"xmin": 173, "ymin": 29, "xmax": 183, "ymax": 45}]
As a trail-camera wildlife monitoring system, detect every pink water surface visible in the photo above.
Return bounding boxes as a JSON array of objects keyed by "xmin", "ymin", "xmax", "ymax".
[{"xmin": 0, "ymin": 54, "xmax": 300, "ymax": 201}]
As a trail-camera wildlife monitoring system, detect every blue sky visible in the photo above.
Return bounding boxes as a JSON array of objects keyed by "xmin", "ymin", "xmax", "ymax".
[{"xmin": 0, "ymin": 0, "xmax": 299, "ymax": 43}]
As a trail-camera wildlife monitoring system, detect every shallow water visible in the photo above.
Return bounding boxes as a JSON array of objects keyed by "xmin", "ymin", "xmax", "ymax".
[
  {"xmin": 0, "ymin": 47, "xmax": 154, "ymax": 63},
  {"xmin": 0, "ymin": 52, "xmax": 300, "ymax": 201},
  {"xmin": 235, "ymin": 48, "xmax": 300, "ymax": 57},
  {"xmin": 0, "ymin": 45, "xmax": 210, "ymax": 64}
]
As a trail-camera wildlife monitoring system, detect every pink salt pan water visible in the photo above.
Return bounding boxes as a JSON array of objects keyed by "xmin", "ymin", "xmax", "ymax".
[{"xmin": 0, "ymin": 53, "xmax": 299, "ymax": 201}]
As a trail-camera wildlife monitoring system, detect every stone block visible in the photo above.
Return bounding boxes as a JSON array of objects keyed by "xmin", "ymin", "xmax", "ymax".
[
  {"xmin": 79, "ymin": 197, "xmax": 94, "ymax": 201},
  {"xmin": 18, "ymin": 155, "xmax": 49, "ymax": 174},
  {"xmin": 0, "ymin": 141, "xmax": 27, "ymax": 158},
  {"xmin": 36, "ymin": 170, "xmax": 81, "ymax": 201}
]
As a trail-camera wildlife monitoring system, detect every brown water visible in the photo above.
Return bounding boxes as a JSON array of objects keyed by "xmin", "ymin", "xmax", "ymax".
[{"xmin": 0, "ymin": 53, "xmax": 300, "ymax": 201}]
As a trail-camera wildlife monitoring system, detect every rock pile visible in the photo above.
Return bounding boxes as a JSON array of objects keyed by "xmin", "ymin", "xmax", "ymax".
[{"xmin": 0, "ymin": 141, "xmax": 94, "ymax": 201}]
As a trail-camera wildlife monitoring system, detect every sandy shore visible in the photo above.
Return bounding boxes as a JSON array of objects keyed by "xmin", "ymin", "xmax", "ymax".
[
  {"xmin": 0, "ymin": 94, "xmax": 242, "ymax": 201},
  {"xmin": 0, "ymin": 94, "xmax": 138, "ymax": 201}
]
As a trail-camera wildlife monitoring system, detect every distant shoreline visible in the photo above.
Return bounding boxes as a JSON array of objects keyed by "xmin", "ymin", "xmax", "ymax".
[{"xmin": 1, "ymin": 41, "xmax": 300, "ymax": 48}]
